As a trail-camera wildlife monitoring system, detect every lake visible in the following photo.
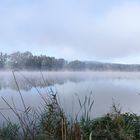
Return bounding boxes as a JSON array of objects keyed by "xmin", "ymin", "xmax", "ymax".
[{"xmin": 0, "ymin": 71, "xmax": 140, "ymax": 122}]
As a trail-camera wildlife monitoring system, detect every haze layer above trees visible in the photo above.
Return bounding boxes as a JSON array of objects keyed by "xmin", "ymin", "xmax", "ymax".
[{"xmin": 0, "ymin": 51, "xmax": 140, "ymax": 71}]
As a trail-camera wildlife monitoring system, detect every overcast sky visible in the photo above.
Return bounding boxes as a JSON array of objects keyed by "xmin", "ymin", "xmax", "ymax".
[{"xmin": 1, "ymin": 0, "xmax": 140, "ymax": 63}]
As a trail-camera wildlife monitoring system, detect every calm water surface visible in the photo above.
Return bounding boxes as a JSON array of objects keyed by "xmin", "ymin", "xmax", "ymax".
[{"xmin": 0, "ymin": 71, "xmax": 140, "ymax": 122}]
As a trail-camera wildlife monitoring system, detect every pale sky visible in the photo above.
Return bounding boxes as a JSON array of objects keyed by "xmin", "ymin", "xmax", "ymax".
[{"xmin": 1, "ymin": 0, "xmax": 140, "ymax": 64}]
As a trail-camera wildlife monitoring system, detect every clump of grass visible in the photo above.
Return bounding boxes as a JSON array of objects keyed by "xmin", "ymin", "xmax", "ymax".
[
  {"xmin": 82, "ymin": 105, "xmax": 140, "ymax": 140},
  {"xmin": 0, "ymin": 122, "xmax": 19, "ymax": 140},
  {"xmin": 38, "ymin": 94, "xmax": 66, "ymax": 139}
]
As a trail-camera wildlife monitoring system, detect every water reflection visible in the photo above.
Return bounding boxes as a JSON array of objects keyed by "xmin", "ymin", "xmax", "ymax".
[
  {"xmin": 0, "ymin": 72, "xmax": 87, "ymax": 91},
  {"xmin": 0, "ymin": 71, "xmax": 140, "ymax": 91}
]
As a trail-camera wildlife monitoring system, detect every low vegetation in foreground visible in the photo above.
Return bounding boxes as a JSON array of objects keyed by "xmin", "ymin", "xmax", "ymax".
[
  {"xmin": 0, "ymin": 73, "xmax": 140, "ymax": 140},
  {"xmin": 1, "ymin": 94, "xmax": 140, "ymax": 140}
]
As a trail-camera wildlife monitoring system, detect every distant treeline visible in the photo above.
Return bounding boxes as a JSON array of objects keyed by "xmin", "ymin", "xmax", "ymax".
[{"xmin": 0, "ymin": 51, "xmax": 140, "ymax": 71}]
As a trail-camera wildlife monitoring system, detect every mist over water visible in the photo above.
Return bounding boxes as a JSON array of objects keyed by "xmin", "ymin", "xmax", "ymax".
[{"xmin": 0, "ymin": 71, "xmax": 140, "ymax": 122}]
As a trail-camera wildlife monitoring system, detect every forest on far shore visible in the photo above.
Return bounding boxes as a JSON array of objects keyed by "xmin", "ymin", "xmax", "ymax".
[{"xmin": 0, "ymin": 51, "xmax": 140, "ymax": 71}]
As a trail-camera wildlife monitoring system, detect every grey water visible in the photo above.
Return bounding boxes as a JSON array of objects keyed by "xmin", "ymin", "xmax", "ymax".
[{"xmin": 0, "ymin": 71, "xmax": 140, "ymax": 122}]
